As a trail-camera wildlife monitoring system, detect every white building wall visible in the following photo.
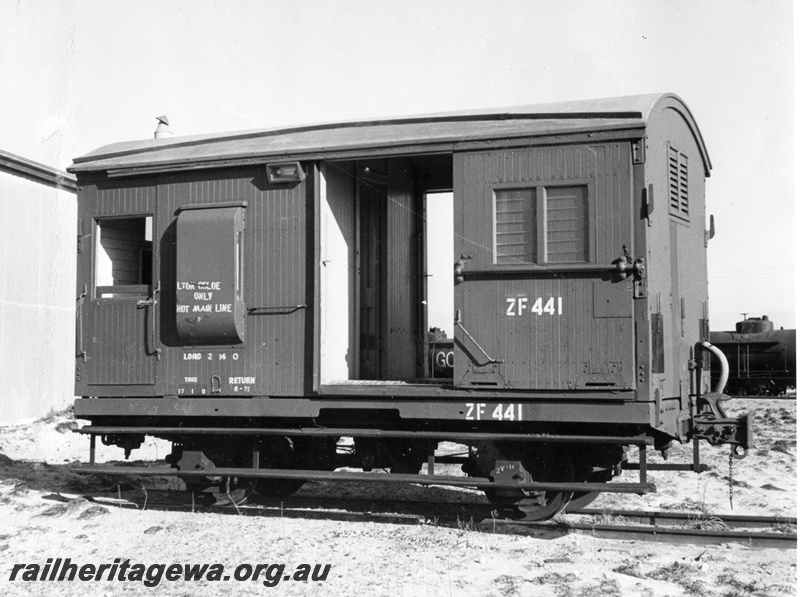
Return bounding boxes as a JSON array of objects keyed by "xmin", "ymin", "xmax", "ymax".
[{"xmin": 0, "ymin": 170, "xmax": 77, "ymax": 422}]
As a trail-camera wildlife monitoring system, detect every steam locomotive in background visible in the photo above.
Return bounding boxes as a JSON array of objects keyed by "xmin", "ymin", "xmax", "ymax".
[{"xmin": 710, "ymin": 316, "xmax": 796, "ymax": 396}]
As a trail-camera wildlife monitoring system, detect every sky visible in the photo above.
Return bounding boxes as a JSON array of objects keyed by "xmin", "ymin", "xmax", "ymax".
[{"xmin": 1, "ymin": 0, "xmax": 795, "ymax": 331}]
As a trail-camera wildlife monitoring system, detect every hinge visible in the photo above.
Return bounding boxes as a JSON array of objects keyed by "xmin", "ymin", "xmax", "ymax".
[{"xmin": 632, "ymin": 139, "xmax": 646, "ymax": 164}]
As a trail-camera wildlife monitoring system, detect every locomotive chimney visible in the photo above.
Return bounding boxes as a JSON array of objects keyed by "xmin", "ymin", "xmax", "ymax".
[{"xmin": 154, "ymin": 115, "xmax": 172, "ymax": 139}]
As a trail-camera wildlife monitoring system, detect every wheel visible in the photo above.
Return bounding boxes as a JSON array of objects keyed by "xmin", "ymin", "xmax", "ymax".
[
  {"xmin": 255, "ymin": 478, "xmax": 306, "ymax": 499},
  {"xmin": 485, "ymin": 486, "xmax": 574, "ymax": 521},
  {"xmin": 253, "ymin": 436, "xmax": 338, "ymax": 499},
  {"xmin": 254, "ymin": 437, "xmax": 307, "ymax": 498},
  {"xmin": 564, "ymin": 470, "xmax": 610, "ymax": 512},
  {"xmin": 173, "ymin": 441, "xmax": 256, "ymax": 507},
  {"xmin": 472, "ymin": 443, "xmax": 575, "ymax": 521},
  {"xmin": 182, "ymin": 475, "xmax": 255, "ymax": 506}
]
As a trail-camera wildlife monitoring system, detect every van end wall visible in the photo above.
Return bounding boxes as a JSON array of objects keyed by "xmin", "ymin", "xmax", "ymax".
[{"xmin": 0, "ymin": 168, "xmax": 77, "ymax": 422}]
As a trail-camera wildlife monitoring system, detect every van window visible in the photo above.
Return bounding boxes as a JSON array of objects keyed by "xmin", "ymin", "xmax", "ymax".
[
  {"xmin": 494, "ymin": 185, "xmax": 588, "ymax": 264},
  {"xmin": 95, "ymin": 216, "xmax": 152, "ymax": 297}
]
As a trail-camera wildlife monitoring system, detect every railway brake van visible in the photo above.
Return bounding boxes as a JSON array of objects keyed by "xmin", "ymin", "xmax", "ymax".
[{"xmin": 70, "ymin": 94, "xmax": 750, "ymax": 520}]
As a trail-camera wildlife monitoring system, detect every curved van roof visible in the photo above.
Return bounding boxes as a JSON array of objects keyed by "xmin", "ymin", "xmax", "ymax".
[{"xmin": 69, "ymin": 93, "xmax": 710, "ymax": 176}]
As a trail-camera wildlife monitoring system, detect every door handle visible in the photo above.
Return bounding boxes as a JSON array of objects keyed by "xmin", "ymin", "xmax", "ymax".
[{"xmin": 137, "ymin": 281, "xmax": 162, "ymax": 360}]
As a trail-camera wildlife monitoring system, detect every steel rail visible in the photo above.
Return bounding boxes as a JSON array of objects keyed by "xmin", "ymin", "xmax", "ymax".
[
  {"xmin": 248, "ymin": 496, "xmax": 797, "ymax": 530},
  {"xmin": 76, "ymin": 488, "xmax": 796, "ymax": 549},
  {"xmin": 730, "ymin": 395, "xmax": 796, "ymax": 400},
  {"xmin": 68, "ymin": 464, "xmax": 655, "ymax": 494},
  {"xmin": 574, "ymin": 508, "xmax": 797, "ymax": 529},
  {"xmin": 514, "ymin": 521, "xmax": 797, "ymax": 549}
]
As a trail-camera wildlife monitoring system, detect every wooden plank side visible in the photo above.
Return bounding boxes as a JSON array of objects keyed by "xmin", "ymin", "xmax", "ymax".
[
  {"xmin": 455, "ymin": 143, "xmax": 635, "ymax": 390},
  {"xmin": 87, "ymin": 181, "xmax": 156, "ymax": 387},
  {"xmin": 384, "ymin": 158, "xmax": 419, "ymax": 379}
]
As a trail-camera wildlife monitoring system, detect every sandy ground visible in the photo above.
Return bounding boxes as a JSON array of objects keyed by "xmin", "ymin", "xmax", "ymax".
[{"xmin": 0, "ymin": 399, "xmax": 795, "ymax": 596}]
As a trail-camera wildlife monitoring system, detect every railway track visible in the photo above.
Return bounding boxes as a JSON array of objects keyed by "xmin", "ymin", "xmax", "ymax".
[
  {"xmin": 54, "ymin": 488, "xmax": 797, "ymax": 550},
  {"xmin": 730, "ymin": 395, "xmax": 796, "ymax": 400}
]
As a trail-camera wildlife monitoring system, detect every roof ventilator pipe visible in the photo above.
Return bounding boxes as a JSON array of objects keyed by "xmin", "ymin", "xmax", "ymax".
[{"xmin": 154, "ymin": 115, "xmax": 172, "ymax": 139}]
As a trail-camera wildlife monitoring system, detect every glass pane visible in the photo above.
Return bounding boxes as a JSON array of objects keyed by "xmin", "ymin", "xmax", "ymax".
[{"xmin": 495, "ymin": 188, "xmax": 535, "ymax": 264}]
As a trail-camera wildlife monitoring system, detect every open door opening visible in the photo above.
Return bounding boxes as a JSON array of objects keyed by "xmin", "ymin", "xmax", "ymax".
[
  {"xmin": 319, "ymin": 155, "xmax": 453, "ymax": 386},
  {"xmin": 423, "ymin": 191, "xmax": 454, "ymax": 379}
]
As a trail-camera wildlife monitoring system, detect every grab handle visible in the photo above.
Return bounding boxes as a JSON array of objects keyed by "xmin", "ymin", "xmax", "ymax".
[
  {"xmin": 455, "ymin": 309, "xmax": 504, "ymax": 364},
  {"xmin": 137, "ymin": 281, "xmax": 162, "ymax": 360},
  {"xmin": 77, "ymin": 285, "xmax": 87, "ymax": 362}
]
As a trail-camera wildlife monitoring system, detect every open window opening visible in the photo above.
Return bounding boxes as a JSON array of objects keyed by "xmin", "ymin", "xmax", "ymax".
[
  {"xmin": 319, "ymin": 154, "xmax": 453, "ymax": 385},
  {"xmin": 95, "ymin": 216, "xmax": 153, "ymax": 298}
]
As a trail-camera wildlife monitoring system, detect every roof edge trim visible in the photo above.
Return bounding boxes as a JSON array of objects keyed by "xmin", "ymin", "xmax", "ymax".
[
  {"xmin": 70, "ymin": 110, "xmax": 646, "ymax": 168},
  {"xmin": 647, "ymin": 94, "xmax": 712, "ymax": 175},
  {"xmin": 0, "ymin": 150, "xmax": 77, "ymax": 192}
]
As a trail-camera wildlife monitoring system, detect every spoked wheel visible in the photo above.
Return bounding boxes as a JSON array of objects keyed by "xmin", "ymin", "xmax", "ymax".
[{"xmin": 472, "ymin": 443, "xmax": 576, "ymax": 521}]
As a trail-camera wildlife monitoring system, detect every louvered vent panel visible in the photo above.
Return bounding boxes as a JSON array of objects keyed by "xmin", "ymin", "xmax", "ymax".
[
  {"xmin": 678, "ymin": 152, "xmax": 689, "ymax": 217},
  {"xmin": 668, "ymin": 145, "xmax": 689, "ymax": 220},
  {"xmin": 495, "ymin": 188, "xmax": 535, "ymax": 264},
  {"xmin": 545, "ymin": 185, "xmax": 588, "ymax": 263}
]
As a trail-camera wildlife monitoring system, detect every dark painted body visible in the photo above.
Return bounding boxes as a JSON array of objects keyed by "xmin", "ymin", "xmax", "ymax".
[{"xmin": 69, "ymin": 94, "xmax": 726, "ymax": 476}]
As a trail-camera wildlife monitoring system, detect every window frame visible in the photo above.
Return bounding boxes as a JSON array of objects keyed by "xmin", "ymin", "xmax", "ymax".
[
  {"xmin": 490, "ymin": 179, "xmax": 594, "ymax": 268},
  {"xmin": 93, "ymin": 213, "xmax": 154, "ymax": 300}
]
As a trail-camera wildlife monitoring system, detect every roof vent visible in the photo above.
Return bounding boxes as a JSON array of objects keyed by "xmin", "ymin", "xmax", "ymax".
[{"xmin": 154, "ymin": 115, "xmax": 172, "ymax": 139}]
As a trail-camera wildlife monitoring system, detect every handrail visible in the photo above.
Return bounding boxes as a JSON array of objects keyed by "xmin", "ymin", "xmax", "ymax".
[
  {"xmin": 247, "ymin": 304, "xmax": 308, "ymax": 315},
  {"xmin": 137, "ymin": 281, "xmax": 162, "ymax": 360},
  {"xmin": 76, "ymin": 285, "xmax": 87, "ymax": 362},
  {"xmin": 460, "ymin": 262, "xmax": 639, "ymax": 278},
  {"xmin": 455, "ymin": 309, "xmax": 504, "ymax": 364}
]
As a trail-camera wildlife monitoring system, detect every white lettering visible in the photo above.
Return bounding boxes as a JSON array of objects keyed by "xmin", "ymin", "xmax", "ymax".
[
  {"xmin": 214, "ymin": 303, "xmax": 232, "ymax": 313},
  {"xmin": 176, "ymin": 305, "xmax": 189, "ymax": 313},
  {"xmin": 505, "ymin": 296, "xmax": 564, "ymax": 316},
  {"xmin": 506, "ymin": 298, "xmax": 516, "ymax": 317},
  {"xmin": 228, "ymin": 377, "xmax": 256, "ymax": 384},
  {"xmin": 184, "ymin": 377, "xmax": 198, "ymax": 382},
  {"xmin": 504, "ymin": 404, "xmax": 515, "ymax": 420},
  {"xmin": 194, "ymin": 292, "xmax": 213, "ymax": 301},
  {"xmin": 192, "ymin": 304, "xmax": 211, "ymax": 312},
  {"xmin": 183, "ymin": 353, "xmax": 201, "ymax": 360}
]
